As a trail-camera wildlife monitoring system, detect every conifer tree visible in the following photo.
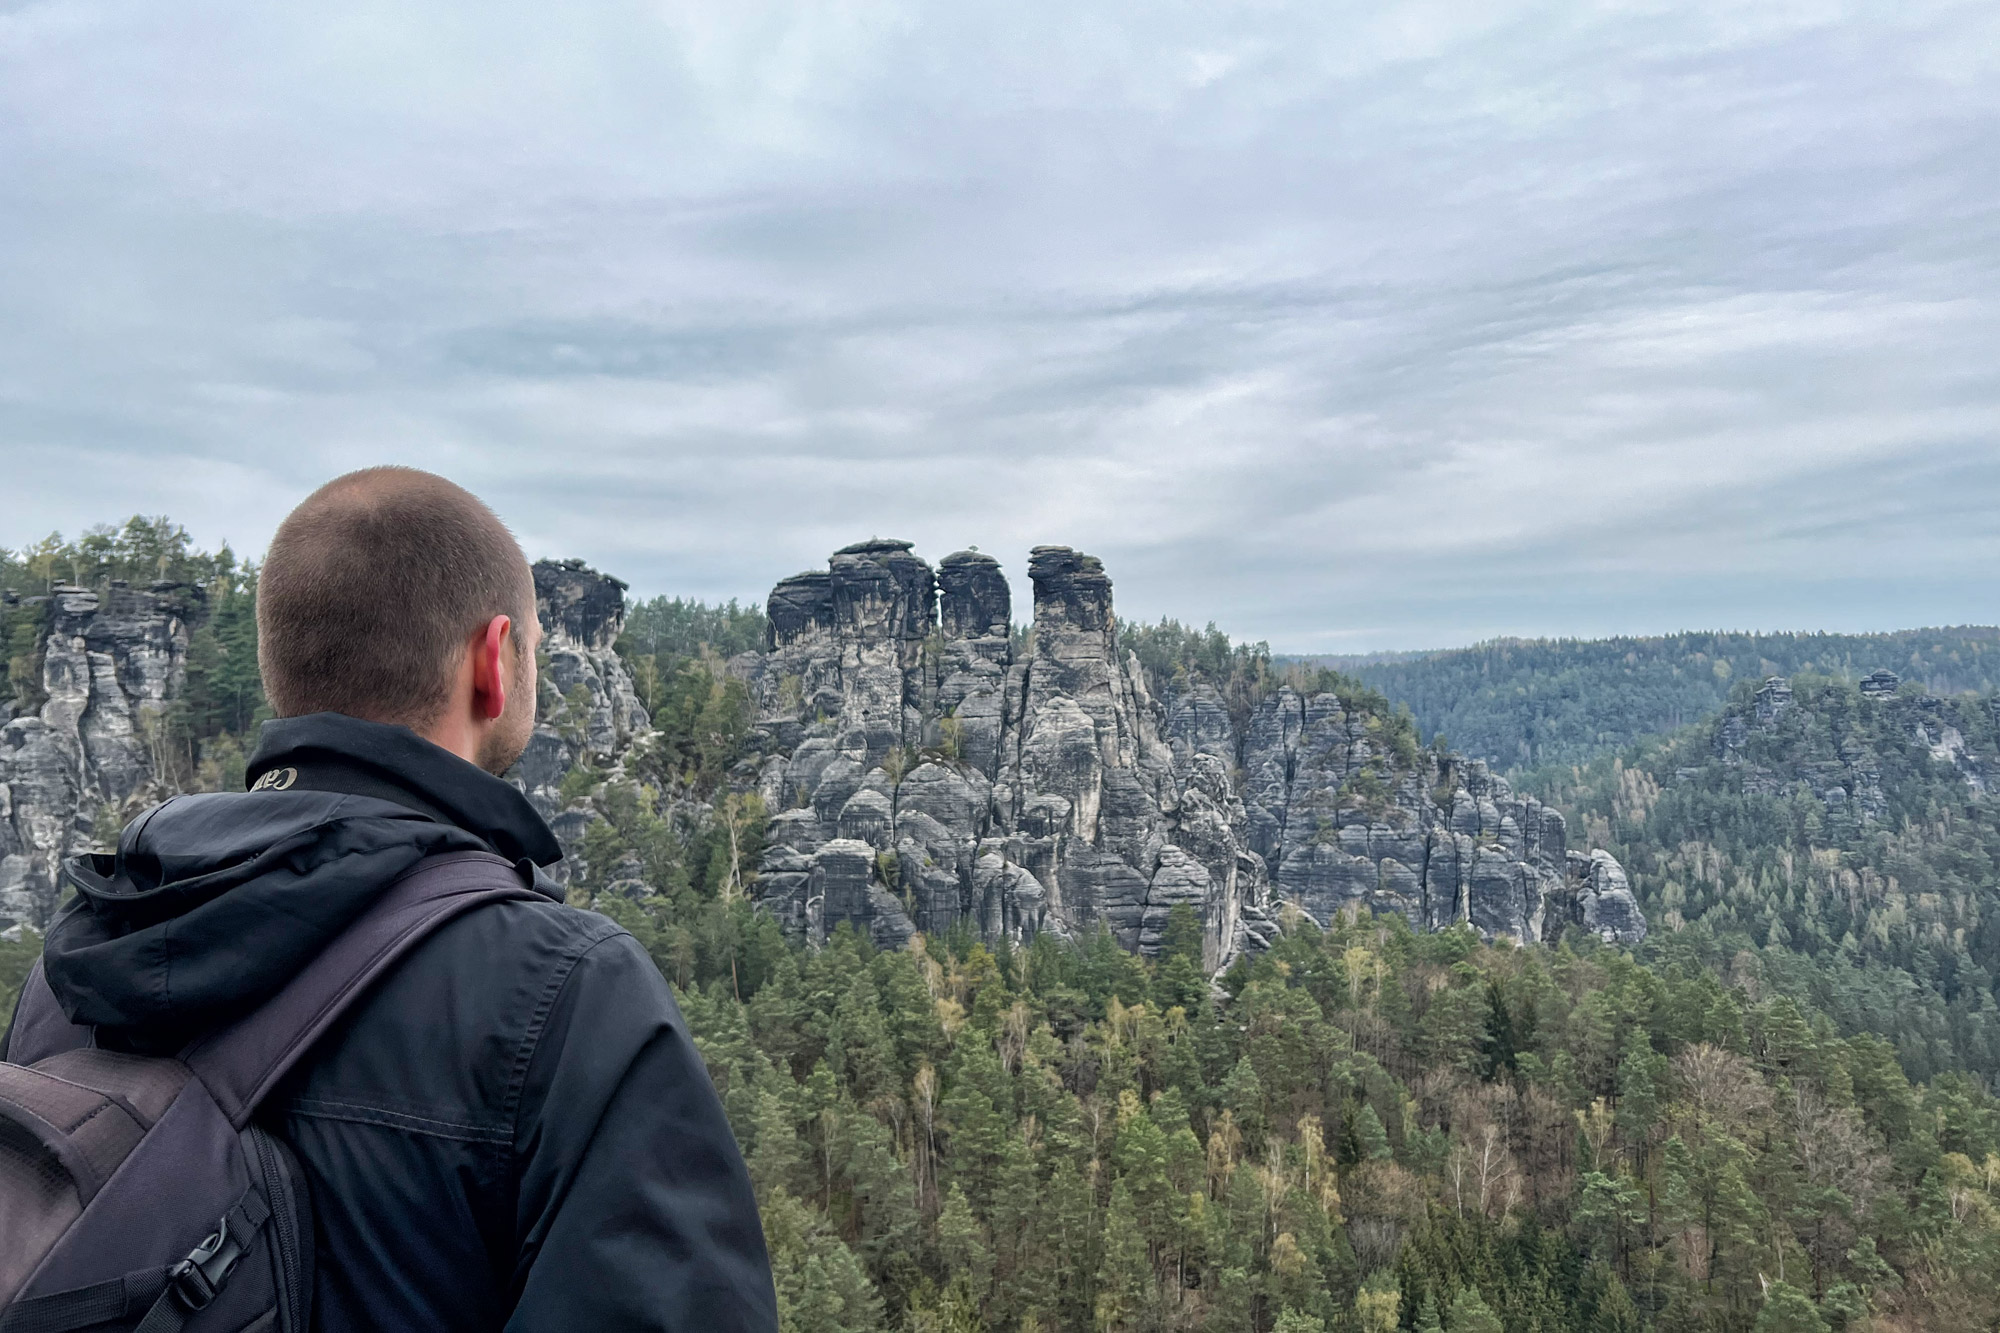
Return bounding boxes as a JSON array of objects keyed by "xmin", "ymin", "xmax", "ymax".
[
  {"xmin": 1355, "ymin": 1103, "xmax": 1393, "ymax": 1162},
  {"xmin": 937, "ymin": 1184, "xmax": 994, "ymax": 1308},
  {"xmin": 1445, "ymin": 1285, "xmax": 1502, "ymax": 1333},
  {"xmin": 1092, "ymin": 1182, "xmax": 1151, "ymax": 1332},
  {"xmin": 1754, "ymin": 1280, "xmax": 1830, "ymax": 1333}
]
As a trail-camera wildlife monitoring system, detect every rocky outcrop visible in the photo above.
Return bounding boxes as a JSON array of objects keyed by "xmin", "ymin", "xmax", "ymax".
[
  {"xmin": 1219, "ymin": 682, "xmax": 1628, "ymax": 947},
  {"xmin": 1560, "ymin": 849, "xmax": 1648, "ymax": 944},
  {"xmin": 1711, "ymin": 670, "xmax": 1994, "ymax": 817},
  {"xmin": 0, "ymin": 560, "xmax": 650, "ymax": 925},
  {"xmin": 747, "ymin": 540, "xmax": 1643, "ymax": 968},
  {"xmin": 508, "ymin": 560, "xmax": 653, "ymax": 873},
  {"xmin": 1860, "ymin": 669, "xmax": 1901, "ymax": 699},
  {"xmin": 934, "ymin": 551, "xmax": 1013, "ymax": 781},
  {"xmin": 533, "ymin": 559, "xmax": 649, "ymax": 757},
  {"xmin": 1754, "ymin": 676, "xmax": 1794, "ymax": 726},
  {"xmin": 747, "ymin": 541, "xmax": 1280, "ymax": 967},
  {"xmin": 0, "ymin": 583, "xmax": 199, "ymax": 930}
]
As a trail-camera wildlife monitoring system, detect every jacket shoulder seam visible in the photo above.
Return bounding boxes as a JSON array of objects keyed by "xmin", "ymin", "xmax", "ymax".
[
  {"xmin": 501, "ymin": 918, "xmax": 630, "ymax": 1135},
  {"xmin": 283, "ymin": 1096, "xmax": 513, "ymax": 1145}
]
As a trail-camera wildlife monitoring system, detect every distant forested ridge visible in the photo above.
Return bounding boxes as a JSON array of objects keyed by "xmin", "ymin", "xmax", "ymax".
[
  {"xmin": 1530, "ymin": 671, "xmax": 2000, "ymax": 1085},
  {"xmin": 1294, "ymin": 629, "xmax": 2000, "ymax": 773}
]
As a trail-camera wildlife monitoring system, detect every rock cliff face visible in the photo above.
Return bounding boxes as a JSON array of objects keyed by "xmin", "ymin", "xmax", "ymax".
[
  {"xmin": 509, "ymin": 560, "xmax": 653, "ymax": 873},
  {"xmin": 0, "ymin": 561, "xmax": 650, "ymax": 927},
  {"xmin": 1225, "ymin": 680, "xmax": 1640, "ymax": 947},
  {"xmin": 0, "ymin": 583, "xmax": 199, "ymax": 930},
  {"xmin": 746, "ymin": 540, "xmax": 1643, "ymax": 966}
]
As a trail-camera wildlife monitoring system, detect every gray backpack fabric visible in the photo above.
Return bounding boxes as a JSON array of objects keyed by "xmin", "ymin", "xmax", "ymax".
[{"xmin": 0, "ymin": 851, "xmax": 539, "ymax": 1333}]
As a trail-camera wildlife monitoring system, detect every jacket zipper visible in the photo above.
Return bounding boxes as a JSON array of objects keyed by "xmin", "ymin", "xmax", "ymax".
[{"xmin": 250, "ymin": 1124, "xmax": 308, "ymax": 1333}]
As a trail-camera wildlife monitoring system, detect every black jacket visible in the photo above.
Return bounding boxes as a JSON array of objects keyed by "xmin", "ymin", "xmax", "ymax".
[{"xmin": 4, "ymin": 713, "xmax": 777, "ymax": 1332}]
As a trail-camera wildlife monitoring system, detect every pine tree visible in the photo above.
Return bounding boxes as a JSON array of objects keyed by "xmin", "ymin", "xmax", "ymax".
[
  {"xmin": 1583, "ymin": 1261, "xmax": 1642, "ymax": 1333},
  {"xmin": 762, "ymin": 1189, "xmax": 887, "ymax": 1333},
  {"xmin": 937, "ymin": 1183, "xmax": 994, "ymax": 1307},
  {"xmin": 1445, "ymin": 1285, "xmax": 1502, "ymax": 1333},
  {"xmin": 1417, "ymin": 965, "xmax": 1490, "ymax": 1074},
  {"xmin": 939, "ymin": 1043, "xmax": 1012, "ymax": 1208},
  {"xmin": 1152, "ymin": 905, "xmax": 1208, "ymax": 1014},
  {"xmin": 1220, "ymin": 1056, "xmax": 1266, "ymax": 1145},
  {"xmin": 1093, "ymin": 1181, "xmax": 1152, "ymax": 1332},
  {"xmin": 1754, "ymin": 1281, "xmax": 1829, "ymax": 1333},
  {"xmin": 1615, "ymin": 1029, "xmax": 1664, "ymax": 1148},
  {"xmin": 747, "ymin": 1085, "xmax": 803, "ymax": 1197},
  {"xmin": 1573, "ymin": 1171, "xmax": 1646, "ymax": 1270},
  {"xmin": 1355, "ymin": 1103, "xmax": 1393, "ymax": 1162}
]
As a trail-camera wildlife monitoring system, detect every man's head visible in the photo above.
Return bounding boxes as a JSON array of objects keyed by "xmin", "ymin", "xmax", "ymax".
[{"xmin": 259, "ymin": 467, "xmax": 541, "ymax": 774}]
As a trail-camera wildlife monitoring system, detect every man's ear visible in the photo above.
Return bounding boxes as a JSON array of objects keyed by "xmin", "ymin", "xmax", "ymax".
[{"xmin": 474, "ymin": 615, "xmax": 512, "ymax": 721}]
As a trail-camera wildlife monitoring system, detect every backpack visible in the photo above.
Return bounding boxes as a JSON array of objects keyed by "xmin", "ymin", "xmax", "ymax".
[{"xmin": 0, "ymin": 851, "xmax": 541, "ymax": 1333}]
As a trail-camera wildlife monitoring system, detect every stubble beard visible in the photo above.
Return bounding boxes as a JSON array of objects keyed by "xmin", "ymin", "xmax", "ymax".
[{"xmin": 476, "ymin": 656, "xmax": 536, "ymax": 776}]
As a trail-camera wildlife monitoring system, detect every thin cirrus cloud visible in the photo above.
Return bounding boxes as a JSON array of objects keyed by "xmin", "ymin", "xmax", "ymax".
[{"xmin": 0, "ymin": 0, "xmax": 1995, "ymax": 650}]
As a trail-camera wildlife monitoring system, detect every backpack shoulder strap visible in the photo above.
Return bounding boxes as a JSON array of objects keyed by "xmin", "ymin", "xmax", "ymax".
[{"xmin": 182, "ymin": 850, "xmax": 543, "ymax": 1128}]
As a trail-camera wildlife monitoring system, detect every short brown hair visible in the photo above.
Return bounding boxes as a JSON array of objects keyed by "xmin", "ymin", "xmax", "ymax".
[{"xmin": 258, "ymin": 467, "xmax": 533, "ymax": 727}]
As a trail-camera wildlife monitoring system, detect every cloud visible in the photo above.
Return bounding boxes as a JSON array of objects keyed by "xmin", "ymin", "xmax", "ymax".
[{"xmin": 1, "ymin": 0, "xmax": 1996, "ymax": 649}]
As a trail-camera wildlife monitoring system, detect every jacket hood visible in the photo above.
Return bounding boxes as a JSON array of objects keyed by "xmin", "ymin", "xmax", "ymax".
[
  {"xmin": 45, "ymin": 790, "xmax": 514, "ymax": 1041},
  {"xmin": 245, "ymin": 713, "xmax": 564, "ymax": 867}
]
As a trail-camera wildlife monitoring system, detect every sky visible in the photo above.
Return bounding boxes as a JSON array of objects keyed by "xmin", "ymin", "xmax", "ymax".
[{"xmin": 1, "ymin": 1, "xmax": 1996, "ymax": 652}]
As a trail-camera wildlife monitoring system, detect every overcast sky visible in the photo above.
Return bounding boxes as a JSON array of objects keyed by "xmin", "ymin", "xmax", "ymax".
[{"xmin": 2, "ymin": 1, "xmax": 1995, "ymax": 650}]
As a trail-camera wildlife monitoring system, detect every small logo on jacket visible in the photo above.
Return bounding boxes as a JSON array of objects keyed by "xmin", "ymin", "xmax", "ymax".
[{"xmin": 252, "ymin": 767, "xmax": 299, "ymax": 791}]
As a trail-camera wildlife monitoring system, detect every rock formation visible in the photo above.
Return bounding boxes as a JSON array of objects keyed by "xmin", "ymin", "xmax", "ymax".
[
  {"xmin": 0, "ymin": 542, "xmax": 1644, "ymax": 965},
  {"xmin": 508, "ymin": 560, "xmax": 653, "ymax": 874},
  {"xmin": 1859, "ymin": 669, "xmax": 1901, "ymax": 699},
  {"xmin": 0, "ymin": 583, "xmax": 200, "ymax": 930},
  {"xmin": 0, "ymin": 560, "xmax": 651, "ymax": 927},
  {"xmin": 1227, "ymin": 680, "xmax": 1615, "ymax": 945},
  {"xmin": 1714, "ymin": 670, "xmax": 1993, "ymax": 815},
  {"xmin": 746, "ymin": 540, "xmax": 1643, "ymax": 966},
  {"xmin": 1562, "ymin": 849, "xmax": 1650, "ymax": 944}
]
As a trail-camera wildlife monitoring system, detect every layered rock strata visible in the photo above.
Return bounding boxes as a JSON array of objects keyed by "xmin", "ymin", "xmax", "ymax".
[
  {"xmin": 1221, "ymin": 683, "xmax": 1642, "ymax": 945},
  {"xmin": 0, "ymin": 561, "xmax": 653, "ymax": 927}
]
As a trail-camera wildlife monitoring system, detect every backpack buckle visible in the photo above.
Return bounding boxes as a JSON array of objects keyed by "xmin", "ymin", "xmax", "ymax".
[{"xmin": 166, "ymin": 1216, "xmax": 247, "ymax": 1311}]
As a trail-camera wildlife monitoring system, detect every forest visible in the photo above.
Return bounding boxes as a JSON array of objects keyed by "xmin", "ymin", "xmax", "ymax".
[
  {"xmin": 1307, "ymin": 631, "xmax": 2000, "ymax": 774},
  {"xmin": 586, "ymin": 855, "xmax": 2000, "ymax": 1333},
  {"xmin": 1527, "ymin": 676, "xmax": 2000, "ymax": 1087}
]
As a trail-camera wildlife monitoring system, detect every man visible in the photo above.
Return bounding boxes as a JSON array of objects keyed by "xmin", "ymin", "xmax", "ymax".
[{"xmin": 5, "ymin": 468, "xmax": 776, "ymax": 1330}]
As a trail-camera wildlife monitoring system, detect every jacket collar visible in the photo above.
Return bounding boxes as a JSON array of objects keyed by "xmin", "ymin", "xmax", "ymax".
[{"xmin": 246, "ymin": 713, "xmax": 564, "ymax": 867}]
